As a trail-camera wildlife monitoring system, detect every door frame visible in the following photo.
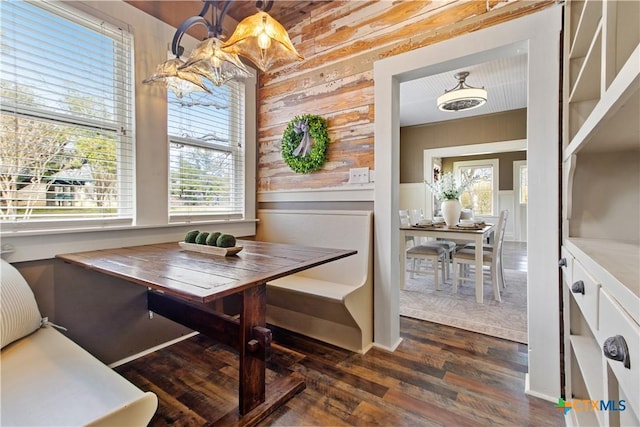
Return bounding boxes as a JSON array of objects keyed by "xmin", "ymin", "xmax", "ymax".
[{"xmin": 373, "ymin": 5, "xmax": 562, "ymax": 401}]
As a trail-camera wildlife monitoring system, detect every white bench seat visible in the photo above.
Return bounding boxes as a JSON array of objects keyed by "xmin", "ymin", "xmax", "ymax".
[
  {"xmin": 268, "ymin": 275, "xmax": 358, "ymax": 302},
  {"xmin": 1, "ymin": 259, "xmax": 158, "ymax": 427},
  {"xmin": 257, "ymin": 209, "xmax": 373, "ymax": 353},
  {"xmin": 2, "ymin": 327, "xmax": 158, "ymax": 427}
]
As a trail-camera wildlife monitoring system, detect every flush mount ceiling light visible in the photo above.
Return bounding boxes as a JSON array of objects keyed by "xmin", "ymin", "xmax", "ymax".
[
  {"xmin": 437, "ymin": 71, "xmax": 487, "ymax": 112},
  {"xmin": 143, "ymin": 0, "xmax": 303, "ymax": 96}
]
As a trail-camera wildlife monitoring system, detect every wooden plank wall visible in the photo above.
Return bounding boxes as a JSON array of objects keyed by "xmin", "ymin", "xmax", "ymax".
[{"xmin": 257, "ymin": 0, "xmax": 554, "ymax": 193}]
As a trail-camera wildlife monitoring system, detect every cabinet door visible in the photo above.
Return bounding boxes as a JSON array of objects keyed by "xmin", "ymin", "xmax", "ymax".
[{"xmin": 599, "ymin": 289, "xmax": 639, "ymax": 421}]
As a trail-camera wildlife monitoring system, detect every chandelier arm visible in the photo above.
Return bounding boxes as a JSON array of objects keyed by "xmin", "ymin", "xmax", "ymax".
[
  {"xmin": 197, "ymin": 1, "xmax": 212, "ymax": 18},
  {"xmin": 256, "ymin": 1, "xmax": 274, "ymax": 13},
  {"xmin": 171, "ymin": 16, "xmax": 212, "ymax": 57},
  {"xmin": 214, "ymin": 1, "xmax": 233, "ymax": 37}
]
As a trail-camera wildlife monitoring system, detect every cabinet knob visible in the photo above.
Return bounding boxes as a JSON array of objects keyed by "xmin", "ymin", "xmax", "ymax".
[
  {"xmin": 603, "ymin": 335, "xmax": 630, "ymax": 369},
  {"xmin": 558, "ymin": 258, "xmax": 567, "ymax": 268},
  {"xmin": 571, "ymin": 280, "xmax": 585, "ymax": 295}
]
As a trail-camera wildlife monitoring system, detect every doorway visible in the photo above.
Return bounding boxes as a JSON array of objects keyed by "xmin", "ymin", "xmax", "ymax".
[
  {"xmin": 399, "ymin": 139, "xmax": 529, "ymax": 342},
  {"xmin": 372, "ymin": 5, "xmax": 562, "ymax": 400}
]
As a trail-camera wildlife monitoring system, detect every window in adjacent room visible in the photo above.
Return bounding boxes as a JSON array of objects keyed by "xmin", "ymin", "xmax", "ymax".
[
  {"xmin": 519, "ymin": 163, "xmax": 528, "ymax": 204},
  {"xmin": 0, "ymin": 0, "xmax": 134, "ymax": 228},
  {"xmin": 454, "ymin": 159, "xmax": 499, "ymax": 216},
  {"xmin": 168, "ymin": 80, "xmax": 245, "ymax": 221}
]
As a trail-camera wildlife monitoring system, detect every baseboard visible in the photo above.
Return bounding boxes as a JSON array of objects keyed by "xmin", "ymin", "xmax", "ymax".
[
  {"xmin": 525, "ymin": 373, "xmax": 557, "ymax": 403},
  {"xmin": 108, "ymin": 331, "xmax": 199, "ymax": 368},
  {"xmin": 372, "ymin": 337, "xmax": 403, "ymax": 352}
]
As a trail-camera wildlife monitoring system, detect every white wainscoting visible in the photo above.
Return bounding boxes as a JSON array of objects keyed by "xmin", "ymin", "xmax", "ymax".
[{"xmin": 399, "ymin": 183, "xmax": 426, "ymax": 213}]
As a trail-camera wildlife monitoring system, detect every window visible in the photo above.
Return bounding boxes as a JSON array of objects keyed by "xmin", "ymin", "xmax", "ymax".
[
  {"xmin": 0, "ymin": 0, "xmax": 134, "ymax": 227},
  {"xmin": 168, "ymin": 81, "xmax": 245, "ymax": 220},
  {"xmin": 519, "ymin": 163, "xmax": 528, "ymax": 204},
  {"xmin": 454, "ymin": 159, "xmax": 499, "ymax": 216}
]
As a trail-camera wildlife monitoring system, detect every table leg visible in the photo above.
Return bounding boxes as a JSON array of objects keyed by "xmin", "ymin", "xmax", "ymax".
[
  {"xmin": 474, "ymin": 234, "xmax": 484, "ymax": 304},
  {"xmin": 239, "ymin": 284, "xmax": 267, "ymax": 414}
]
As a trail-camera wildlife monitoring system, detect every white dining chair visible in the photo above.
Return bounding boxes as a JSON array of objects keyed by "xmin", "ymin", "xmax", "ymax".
[
  {"xmin": 405, "ymin": 243, "xmax": 447, "ymax": 290},
  {"xmin": 409, "ymin": 208, "xmax": 424, "ymax": 225},
  {"xmin": 424, "ymin": 239, "xmax": 456, "ymax": 280},
  {"xmin": 399, "ymin": 209, "xmax": 415, "ymax": 248},
  {"xmin": 451, "ymin": 209, "xmax": 508, "ymax": 302},
  {"xmin": 462, "ymin": 209, "xmax": 509, "ymax": 289}
]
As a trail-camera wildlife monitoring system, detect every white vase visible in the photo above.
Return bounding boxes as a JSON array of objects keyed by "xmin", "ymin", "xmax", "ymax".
[{"xmin": 441, "ymin": 199, "xmax": 462, "ymax": 227}]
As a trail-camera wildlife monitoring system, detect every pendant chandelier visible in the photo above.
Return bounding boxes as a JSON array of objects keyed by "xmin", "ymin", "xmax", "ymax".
[
  {"xmin": 437, "ymin": 71, "xmax": 488, "ymax": 112},
  {"xmin": 143, "ymin": 0, "xmax": 303, "ymax": 97}
]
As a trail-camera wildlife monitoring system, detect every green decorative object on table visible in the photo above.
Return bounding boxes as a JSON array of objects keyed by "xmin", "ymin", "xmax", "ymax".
[
  {"xmin": 281, "ymin": 114, "xmax": 329, "ymax": 173},
  {"xmin": 184, "ymin": 230, "xmax": 200, "ymax": 243},
  {"xmin": 216, "ymin": 233, "xmax": 236, "ymax": 248},
  {"xmin": 195, "ymin": 232, "xmax": 210, "ymax": 245},
  {"xmin": 206, "ymin": 232, "xmax": 221, "ymax": 246}
]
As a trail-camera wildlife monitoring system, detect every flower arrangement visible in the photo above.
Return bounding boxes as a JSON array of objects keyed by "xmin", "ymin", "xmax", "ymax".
[{"xmin": 425, "ymin": 172, "xmax": 473, "ymax": 200}]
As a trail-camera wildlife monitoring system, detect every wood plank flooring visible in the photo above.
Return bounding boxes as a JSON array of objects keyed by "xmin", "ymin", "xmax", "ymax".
[{"xmin": 115, "ymin": 317, "xmax": 563, "ymax": 426}]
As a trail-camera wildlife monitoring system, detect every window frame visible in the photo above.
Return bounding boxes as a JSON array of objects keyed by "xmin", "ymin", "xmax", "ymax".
[
  {"xmin": 453, "ymin": 158, "xmax": 500, "ymax": 217},
  {"xmin": 167, "ymin": 77, "xmax": 247, "ymax": 222},
  {"xmin": 0, "ymin": 0, "xmax": 135, "ymax": 231}
]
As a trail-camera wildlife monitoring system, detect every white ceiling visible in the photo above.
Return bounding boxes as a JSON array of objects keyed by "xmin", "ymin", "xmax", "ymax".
[{"xmin": 399, "ymin": 53, "xmax": 528, "ymax": 127}]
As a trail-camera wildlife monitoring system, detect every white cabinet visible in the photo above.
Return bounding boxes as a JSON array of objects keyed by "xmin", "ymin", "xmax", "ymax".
[{"xmin": 561, "ymin": 1, "xmax": 639, "ymax": 426}]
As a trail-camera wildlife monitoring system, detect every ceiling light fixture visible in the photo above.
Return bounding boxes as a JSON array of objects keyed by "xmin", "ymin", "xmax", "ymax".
[
  {"xmin": 437, "ymin": 71, "xmax": 487, "ymax": 112},
  {"xmin": 222, "ymin": 10, "xmax": 304, "ymax": 72},
  {"xmin": 143, "ymin": 0, "xmax": 303, "ymax": 97}
]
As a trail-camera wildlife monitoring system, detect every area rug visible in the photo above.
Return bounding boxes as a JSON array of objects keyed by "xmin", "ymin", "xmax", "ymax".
[{"xmin": 399, "ymin": 268, "xmax": 528, "ymax": 343}]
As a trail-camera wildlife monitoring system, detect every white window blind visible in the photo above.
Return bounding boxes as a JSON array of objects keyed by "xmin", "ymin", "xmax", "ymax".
[
  {"xmin": 0, "ymin": 0, "xmax": 134, "ymax": 226},
  {"xmin": 168, "ymin": 81, "xmax": 245, "ymax": 219}
]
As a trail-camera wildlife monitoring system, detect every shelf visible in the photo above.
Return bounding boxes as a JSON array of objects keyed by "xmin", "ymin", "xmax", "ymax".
[
  {"xmin": 567, "ymin": 408, "xmax": 600, "ymax": 427},
  {"xmin": 565, "ymin": 46, "xmax": 640, "ymax": 157},
  {"xmin": 605, "ymin": 0, "xmax": 640, "ymax": 85},
  {"xmin": 570, "ymin": 335, "xmax": 604, "ymax": 399},
  {"xmin": 566, "ymin": 238, "xmax": 639, "ymax": 324},
  {"xmin": 569, "ymin": 0, "xmax": 602, "ymax": 59},
  {"xmin": 563, "ymin": 2, "xmax": 639, "ymax": 425},
  {"xmin": 569, "ymin": 25, "xmax": 602, "ymax": 103}
]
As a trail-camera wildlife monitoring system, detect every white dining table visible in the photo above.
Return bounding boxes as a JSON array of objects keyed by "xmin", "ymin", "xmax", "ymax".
[{"xmin": 400, "ymin": 223, "xmax": 496, "ymax": 303}]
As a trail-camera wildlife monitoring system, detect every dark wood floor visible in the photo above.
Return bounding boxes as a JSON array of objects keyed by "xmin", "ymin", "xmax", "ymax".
[{"xmin": 116, "ymin": 315, "xmax": 562, "ymax": 426}]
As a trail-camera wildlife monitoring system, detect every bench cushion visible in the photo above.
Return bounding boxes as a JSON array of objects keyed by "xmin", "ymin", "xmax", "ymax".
[
  {"xmin": 1, "ymin": 259, "xmax": 42, "ymax": 349},
  {"xmin": 1, "ymin": 326, "xmax": 158, "ymax": 426}
]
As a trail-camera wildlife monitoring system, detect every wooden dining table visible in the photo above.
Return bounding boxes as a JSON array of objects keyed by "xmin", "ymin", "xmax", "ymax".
[
  {"xmin": 400, "ymin": 223, "xmax": 495, "ymax": 303},
  {"xmin": 56, "ymin": 240, "xmax": 356, "ymax": 426}
]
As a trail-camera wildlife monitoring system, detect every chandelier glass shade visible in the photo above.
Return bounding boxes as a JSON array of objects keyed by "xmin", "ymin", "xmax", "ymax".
[
  {"xmin": 143, "ymin": 1, "xmax": 303, "ymax": 96},
  {"xmin": 142, "ymin": 57, "xmax": 212, "ymax": 98},
  {"xmin": 180, "ymin": 36, "xmax": 250, "ymax": 87},
  {"xmin": 222, "ymin": 11, "xmax": 304, "ymax": 72},
  {"xmin": 437, "ymin": 71, "xmax": 487, "ymax": 112}
]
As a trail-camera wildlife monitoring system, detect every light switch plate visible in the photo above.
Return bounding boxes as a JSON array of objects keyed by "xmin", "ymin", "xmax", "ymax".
[{"xmin": 349, "ymin": 167, "xmax": 369, "ymax": 184}]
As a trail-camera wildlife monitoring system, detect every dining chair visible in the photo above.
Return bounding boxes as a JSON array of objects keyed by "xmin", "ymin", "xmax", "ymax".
[
  {"xmin": 409, "ymin": 208, "xmax": 424, "ymax": 225},
  {"xmin": 399, "ymin": 209, "xmax": 415, "ymax": 248},
  {"xmin": 451, "ymin": 209, "xmax": 509, "ymax": 302},
  {"xmin": 425, "ymin": 239, "xmax": 456, "ymax": 280},
  {"xmin": 463, "ymin": 209, "xmax": 509, "ymax": 288},
  {"xmin": 405, "ymin": 243, "xmax": 447, "ymax": 290}
]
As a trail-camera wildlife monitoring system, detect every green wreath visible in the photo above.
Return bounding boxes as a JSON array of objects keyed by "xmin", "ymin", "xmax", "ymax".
[{"xmin": 281, "ymin": 114, "xmax": 329, "ymax": 174}]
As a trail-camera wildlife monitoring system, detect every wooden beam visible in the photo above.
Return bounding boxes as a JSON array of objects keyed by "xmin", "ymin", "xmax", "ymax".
[{"xmin": 147, "ymin": 291, "xmax": 243, "ymax": 350}]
